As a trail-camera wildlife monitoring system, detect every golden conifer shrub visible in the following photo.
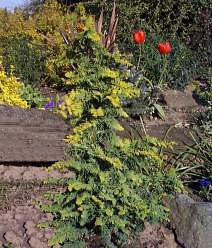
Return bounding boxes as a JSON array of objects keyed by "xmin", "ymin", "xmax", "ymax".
[
  {"xmin": 0, "ymin": 0, "xmax": 77, "ymax": 88},
  {"xmin": 0, "ymin": 62, "xmax": 28, "ymax": 108},
  {"xmin": 38, "ymin": 4, "xmax": 184, "ymax": 248}
]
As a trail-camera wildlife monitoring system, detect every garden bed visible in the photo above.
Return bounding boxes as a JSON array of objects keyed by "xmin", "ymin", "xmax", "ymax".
[{"xmin": 0, "ymin": 88, "xmax": 207, "ymax": 248}]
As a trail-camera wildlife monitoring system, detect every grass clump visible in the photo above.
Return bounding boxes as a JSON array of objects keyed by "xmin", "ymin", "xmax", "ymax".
[
  {"xmin": 38, "ymin": 4, "xmax": 183, "ymax": 247},
  {"xmin": 172, "ymin": 130, "xmax": 212, "ymax": 202}
]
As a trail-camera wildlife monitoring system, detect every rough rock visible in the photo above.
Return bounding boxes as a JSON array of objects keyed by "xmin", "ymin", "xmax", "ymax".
[
  {"xmin": 4, "ymin": 230, "xmax": 24, "ymax": 247},
  {"xmin": 168, "ymin": 194, "xmax": 212, "ymax": 248},
  {"xmin": 162, "ymin": 90, "xmax": 198, "ymax": 110},
  {"xmin": 139, "ymin": 222, "xmax": 178, "ymax": 248},
  {"xmin": 28, "ymin": 237, "xmax": 47, "ymax": 248}
]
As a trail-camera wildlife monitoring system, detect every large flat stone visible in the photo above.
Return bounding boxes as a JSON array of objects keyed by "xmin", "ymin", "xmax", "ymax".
[
  {"xmin": 162, "ymin": 90, "xmax": 198, "ymax": 110},
  {"xmin": 0, "ymin": 105, "xmax": 70, "ymax": 162}
]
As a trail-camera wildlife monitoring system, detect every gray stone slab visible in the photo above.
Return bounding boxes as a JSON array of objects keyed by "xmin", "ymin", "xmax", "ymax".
[{"xmin": 169, "ymin": 194, "xmax": 212, "ymax": 248}]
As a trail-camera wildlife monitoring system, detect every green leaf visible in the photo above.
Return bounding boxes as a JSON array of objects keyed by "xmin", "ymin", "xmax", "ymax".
[{"xmin": 154, "ymin": 103, "xmax": 165, "ymax": 120}]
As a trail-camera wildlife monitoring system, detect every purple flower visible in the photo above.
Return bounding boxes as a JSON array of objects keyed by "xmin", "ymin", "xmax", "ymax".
[
  {"xmin": 199, "ymin": 179, "xmax": 212, "ymax": 187},
  {"xmin": 44, "ymin": 101, "xmax": 56, "ymax": 110}
]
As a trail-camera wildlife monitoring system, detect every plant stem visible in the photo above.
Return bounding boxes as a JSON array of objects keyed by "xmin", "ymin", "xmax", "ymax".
[
  {"xmin": 139, "ymin": 116, "xmax": 147, "ymax": 136},
  {"xmin": 158, "ymin": 55, "xmax": 168, "ymax": 88},
  {"xmin": 141, "ymin": 75, "xmax": 154, "ymax": 88},
  {"xmin": 136, "ymin": 44, "xmax": 142, "ymax": 70}
]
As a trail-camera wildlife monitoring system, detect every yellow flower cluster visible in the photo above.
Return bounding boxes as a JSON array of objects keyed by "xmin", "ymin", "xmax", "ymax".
[
  {"xmin": 113, "ymin": 51, "xmax": 133, "ymax": 67},
  {"xmin": 106, "ymin": 80, "xmax": 140, "ymax": 108},
  {"xmin": 116, "ymin": 80, "xmax": 140, "ymax": 98},
  {"xmin": 95, "ymin": 146, "xmax": 123, "ymax": 169},
  {"xmin": 117, "ymin": 108, "xmax": 129, "ymax": 118},
  {"xmin": 92, "ymin": 195, "xmax": 104, "ymax": 209},
  {"xmin": 64, "ymin": 133, "xmax": 81, "ymax": 145},
  {"xmin": 73, "ymin": 121, "xmax": 96, "ymax": 133},
  {"xmin": 135, "ymin": 150, "xmax": 163, "ymax": 166},
  {"xmin": 110, "ymin": 119, "xmax": 124, "ymax": 131},
  {"xmin": 0, "ymin": 68, "xmax": 28, "ymax": 108},
  {"xmin": 106, "ymin": 94, "xmax": 120, "ymax": 107},
  {"xmin": 0, "ymin": 0, "xmax": 82, "ymax": 88},
  {"xmin": 59, "ymin": 89, "xmax": 86, "ymax": 118},
  {"xmin": 87, "ymin": 30, "xmax": 101, "ymax": 43},
  {"xmin": 90, "ymin": 107, "xmax": 104, "ymax": 117},
  {"xmin": 65, "ymin": 121, "xmax": 96, "ymax": 145},
  {"xmin": 65, "ymin": 68, "xmax": 86, "ymax": 86},
  {"xmin": 115, "ymin": 137, "xmax": 131, "ymax": 149},
  {"xmin": 107, "ymin": 157, "xmax": 123, "ymax": 169},
  {"xmin": 100, "ymin": 68, "xmax": 119, "ymax": 79},
  {"xmin": 64, "ymin": 71, "xmax": 78, "ymax": 85},
  {"xmin": 0, "ymin": 9, "xmax": 38, "ymax": 42},
  {"xmin": 68, "ymin": 181, "xmax": 92, "ymax": 192},
  {"xmin": 145, "ymin": 136, "xmax": 175, "ymax": 149}
]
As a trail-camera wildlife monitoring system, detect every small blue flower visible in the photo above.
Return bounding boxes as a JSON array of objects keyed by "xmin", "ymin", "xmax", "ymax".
[
  {"xmin": 44, "ymin": 101, "xmax": 56, "ymax": 110},
  {"xmin": 199, "ymin": 179, "xmax": 212, "ymax": 187}
]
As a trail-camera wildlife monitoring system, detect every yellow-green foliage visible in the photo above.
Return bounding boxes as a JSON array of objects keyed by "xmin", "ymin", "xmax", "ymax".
[
  {"xmin": 0, "ymin": 63, "xmax": 28, "ymax": 108},
  {"xmin": 0, "ymin": 0, "xmax": 78, "ymax": 87},
  {"xmin": 0, "ymin": 9, "xmax": 37, "ymax": 41},
  {"xmin": 0, "ymin": 0, "xmax": 70, "ymax": 48},
  {"xmin": 39, "ymin": 4, "xmax": 183, "ymax": 248}
]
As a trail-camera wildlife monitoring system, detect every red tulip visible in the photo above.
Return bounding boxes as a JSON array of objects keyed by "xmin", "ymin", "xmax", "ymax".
[
  {"xmin": 133, "ymin": 30, "xmax": 146, "ymax": 44},
  {"xmin": 157, "ymin": 41, "xmax": 171, "ymax": 54}
]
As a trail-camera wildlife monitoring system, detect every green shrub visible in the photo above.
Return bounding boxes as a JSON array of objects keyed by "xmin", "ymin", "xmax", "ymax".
[
  {"xmin": 0, "ymin": 36, "xmax": 47, "ymax": 87},
  {"xmin": 85, "ymin": 0, "xmax": 210, "ymax": 51},
  {"xmin": 38, "ymin": 4, "xmax": 183, "ymax": 247},
  {"xmin": 20, "ymin": 83, "xmax": 48, "ymax": 108}
]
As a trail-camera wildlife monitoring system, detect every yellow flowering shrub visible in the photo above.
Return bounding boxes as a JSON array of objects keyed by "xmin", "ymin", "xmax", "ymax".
[
  {"xmin": 0, "ymin": 63, "xmax": 28, "ymax": 108},
  {"xmin": 0, "ymin": 9, "xmax": 38, "ymax": 41},
  {"xmin": 0, "ymin": 0, "xmax": 72, "ymax": 50},
  {"xmin": 39, "ymin": 4, "xmax": 184, "ymax": 248},
  {"xmin": 0, "ymin": 0, "xmax": 78, "ymax": 87}
]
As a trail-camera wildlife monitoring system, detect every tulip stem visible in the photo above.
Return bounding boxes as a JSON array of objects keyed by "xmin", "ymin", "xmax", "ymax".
[
  {"xmin": 158, "ymin": 55, "xmax": 168, "ymax": 88},
  {"xmin": 136, "ymin": 44, "xmax": 142, "ymax": 70}
]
